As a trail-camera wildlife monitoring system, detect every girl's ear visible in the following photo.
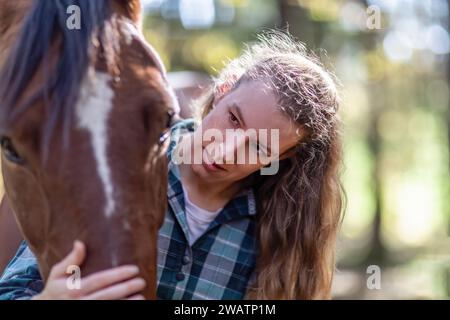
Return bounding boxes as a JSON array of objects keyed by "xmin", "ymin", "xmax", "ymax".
[
  {"xmin": 278, "ymin": 127, "xmax": 305, "ymax": 160},
  {"xmin": 279, "ymin": 146, "xmax": 298, "ymax": 161}
]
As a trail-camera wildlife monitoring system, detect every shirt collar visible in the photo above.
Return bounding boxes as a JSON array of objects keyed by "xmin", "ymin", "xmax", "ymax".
[{"xmin": 167, "ymin": 161, "xmax": 257, "ymax": 241}]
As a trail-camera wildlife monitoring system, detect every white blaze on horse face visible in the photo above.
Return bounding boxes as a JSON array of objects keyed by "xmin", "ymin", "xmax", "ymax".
[{"xmin": 76, "ymin": 71, "xmax": 116, "ymax": 219}]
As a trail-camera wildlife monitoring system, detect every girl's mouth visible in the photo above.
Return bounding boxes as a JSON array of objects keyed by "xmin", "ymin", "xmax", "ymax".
[
  {"xmin": 203, "ymin": 161, "xmax": 226, "ymax": 172},
  {"xmin": 202, "ymin": 148, "xmax": 226, "ymax": 172}
]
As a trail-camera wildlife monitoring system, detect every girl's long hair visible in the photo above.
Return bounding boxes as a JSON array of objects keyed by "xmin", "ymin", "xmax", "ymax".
[{"xmin": 195, "ymin": 31, "xmax": 345, "ymax": 299}]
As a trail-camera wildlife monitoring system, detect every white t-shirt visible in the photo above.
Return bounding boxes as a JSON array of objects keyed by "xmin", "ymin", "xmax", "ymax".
[{"xmin": 182, "ymin": 185, "xmax": 222, "ymax": 246}]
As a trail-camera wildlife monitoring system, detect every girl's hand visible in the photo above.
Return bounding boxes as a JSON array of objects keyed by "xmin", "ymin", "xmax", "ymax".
[{"xmin": 32, "ymin": 241, "xmax": 146, "ymax": 300}]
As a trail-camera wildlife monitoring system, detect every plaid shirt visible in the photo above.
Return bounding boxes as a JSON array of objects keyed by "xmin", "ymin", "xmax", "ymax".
[{"xmin": 0, "ymin": 119, "xmax": 259, "ymax": 300}]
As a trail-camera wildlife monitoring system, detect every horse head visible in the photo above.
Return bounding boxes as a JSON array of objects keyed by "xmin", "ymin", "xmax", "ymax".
[{"xmin": 0, "ymin": 0, "xmax": 178, "ymax": 299}]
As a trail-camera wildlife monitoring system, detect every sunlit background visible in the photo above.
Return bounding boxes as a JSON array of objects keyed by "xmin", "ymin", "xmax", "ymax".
[{"xmin": 140, "ymin": 0, "xmax": 450, "ymax": 299}]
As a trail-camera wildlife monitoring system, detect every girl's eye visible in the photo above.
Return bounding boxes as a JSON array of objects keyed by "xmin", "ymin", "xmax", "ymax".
[{"xmin": 228, "ymin": 112, "xmax": 239, "ymax": 126}]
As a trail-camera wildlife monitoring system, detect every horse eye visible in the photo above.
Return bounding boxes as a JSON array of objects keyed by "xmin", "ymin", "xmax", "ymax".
[
  {"xmin": 166, "ymin": 111, "xmax": 175, "ymax": 129},
  {"xmin": 158, "ymin": 111, "xmax": 177, "ymax": 146},
  {"xmin": 0, "ymin": 137, "xmax": 24, "ymax": 165}
]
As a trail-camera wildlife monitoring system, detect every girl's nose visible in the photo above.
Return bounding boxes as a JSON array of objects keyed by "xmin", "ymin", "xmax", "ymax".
[{"xmin": 218, "ymin": 134, "xmax": 247, "ymax": 165}]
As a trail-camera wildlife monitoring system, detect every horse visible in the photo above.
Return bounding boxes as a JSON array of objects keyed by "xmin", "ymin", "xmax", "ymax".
[{"xmin": 0, "ymin": 0, "xmax": 179, "ymax": 299}]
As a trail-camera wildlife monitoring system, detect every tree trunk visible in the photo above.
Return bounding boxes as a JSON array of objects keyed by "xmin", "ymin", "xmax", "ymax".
[
  {"xmin": 366, "ymin": 82, "xmax": 385, "ymax": 264},
  {"xmin": 277, "ymin": 0, "xmax": 289, "ymax": 29}
]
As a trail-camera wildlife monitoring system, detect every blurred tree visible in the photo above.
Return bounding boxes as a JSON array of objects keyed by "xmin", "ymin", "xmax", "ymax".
[
  {"xmin": 276, "ymin": 0, "xmax": 289, "ymax": 28},
  {"xmin": 365, "ymin": 75, "xmax": 385, "ymax": 264},
  {"xmin": 448, "ymin": 0, "xmax": 450, "ymax": 174},
  {"xmin": 275, "ymin": 0, "xmax": 325, "ymax": 47},
  {"xmin": 358, "ymin": 0, "xmax": 386, "ymax": 265}
]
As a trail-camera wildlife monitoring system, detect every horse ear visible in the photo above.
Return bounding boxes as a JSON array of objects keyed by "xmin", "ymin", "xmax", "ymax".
[
  {"xmin": 0, "ymin": 1, "xmax": 32, "ymax": 36},
  {"xmin": 114, "ymin": 0, "xmax": 143, "ymax": 28},
  {"xmin": 0, "ymin": 1, "xmax": 33, "ymax": 67}
]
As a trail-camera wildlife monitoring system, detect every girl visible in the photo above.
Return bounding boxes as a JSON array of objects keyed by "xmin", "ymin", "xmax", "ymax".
[{"xmin": 0, "ymin": 31, "xmax": 344, "ymax": 300}]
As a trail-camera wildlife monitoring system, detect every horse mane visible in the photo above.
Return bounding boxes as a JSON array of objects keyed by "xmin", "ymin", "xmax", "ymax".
[{"xmin": 0, "ymin": 0, "xmax": 113, "ymax": 157}]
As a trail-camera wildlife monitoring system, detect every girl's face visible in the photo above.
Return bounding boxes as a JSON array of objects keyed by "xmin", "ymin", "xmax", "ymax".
[{"xmin": 189, "ymin": 79, "xmax": 301, "ymax": 185}]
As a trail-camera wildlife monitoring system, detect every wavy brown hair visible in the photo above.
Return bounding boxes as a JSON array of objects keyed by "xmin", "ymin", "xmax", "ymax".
[{"xmin": 195, "ymin": 31, "xmax": 345, "ymax": 299}]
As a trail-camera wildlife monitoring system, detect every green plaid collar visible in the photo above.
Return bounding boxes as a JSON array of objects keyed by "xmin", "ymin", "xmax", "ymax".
[{"xmin": 167, "ymin": 161, "xmax": 256, "ymax": 247}]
